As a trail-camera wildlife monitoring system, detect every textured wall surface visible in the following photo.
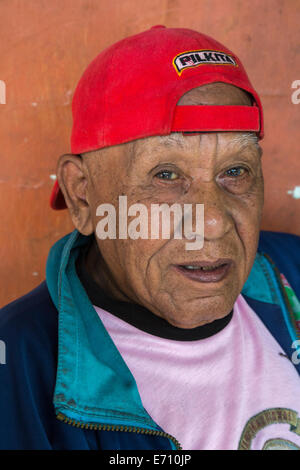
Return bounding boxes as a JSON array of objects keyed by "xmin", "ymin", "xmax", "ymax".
[{"xmin": 0, "ymin": 0, "xmax": 299, "ymax": 306}]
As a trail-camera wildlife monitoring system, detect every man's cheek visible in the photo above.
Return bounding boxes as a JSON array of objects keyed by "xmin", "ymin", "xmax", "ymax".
[{"xmin": 232, "ymin": 191, "xmax": 263, "ymax": 224}]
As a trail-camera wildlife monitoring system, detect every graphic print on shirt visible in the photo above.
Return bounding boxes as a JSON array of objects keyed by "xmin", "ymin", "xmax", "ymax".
[{"xmin": 238, "ymin": 408, "xmax": 300, "ymax": 450}]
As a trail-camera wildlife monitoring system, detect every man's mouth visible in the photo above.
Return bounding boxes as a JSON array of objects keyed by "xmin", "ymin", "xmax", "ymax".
[{"xmin": 173, "ymin": 259, "xmax": 232, "ymax": 283}]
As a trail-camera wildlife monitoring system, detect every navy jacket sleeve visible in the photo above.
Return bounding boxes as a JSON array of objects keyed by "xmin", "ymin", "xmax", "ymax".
[{"xmin": 0, "ymin": 283, "xmax": 101, "ymax": 449}]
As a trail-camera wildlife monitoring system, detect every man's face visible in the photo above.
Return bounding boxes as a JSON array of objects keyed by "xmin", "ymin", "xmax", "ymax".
[{"xmin": 77, "ymin": 84, "xmax": 264, "ymax": 328}]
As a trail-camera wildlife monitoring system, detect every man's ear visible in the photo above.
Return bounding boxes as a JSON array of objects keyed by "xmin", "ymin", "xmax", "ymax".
[{"xmin": 56, "ymin": 154, "xmax": 94, "ymax": 235}]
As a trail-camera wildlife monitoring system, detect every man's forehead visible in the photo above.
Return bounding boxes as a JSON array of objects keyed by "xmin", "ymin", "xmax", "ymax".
[
  {"xmin": 132, "ymin": 131, "xmax": 261, "ymax": 158},
  {"xmin": 86, "ymin": 131, "xmax": 261, "ymax": 176},
  {"xmin": 176, "ymin": 82, "xmax": 253, "ymax": 106}
]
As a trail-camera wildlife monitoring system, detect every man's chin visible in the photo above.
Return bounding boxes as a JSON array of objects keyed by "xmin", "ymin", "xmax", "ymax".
[{"xmin": 156, "ymin": 295, "xmax": 236, "ymax": 329}]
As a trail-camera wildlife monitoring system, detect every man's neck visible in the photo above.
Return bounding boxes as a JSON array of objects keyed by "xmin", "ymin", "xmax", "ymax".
[{"xmin": 84, "ymin": 237, "xmax": 134, "ymax": 304}]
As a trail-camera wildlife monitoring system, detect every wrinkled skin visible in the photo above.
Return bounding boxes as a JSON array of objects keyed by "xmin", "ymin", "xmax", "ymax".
[{"xmin": 57, "ymin": 83, "xmax": 264, "ymax": 328}]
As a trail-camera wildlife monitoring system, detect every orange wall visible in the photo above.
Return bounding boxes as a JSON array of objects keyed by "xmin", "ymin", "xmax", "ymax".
[{"xmin": 0, "ymin": 0, "xmax": 299, "ymax": 307}]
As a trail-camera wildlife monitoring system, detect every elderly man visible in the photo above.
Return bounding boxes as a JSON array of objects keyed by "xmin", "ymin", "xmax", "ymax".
[{"xmin": 1, "ymin": 26, "xmax": 300, "ymax": 451}]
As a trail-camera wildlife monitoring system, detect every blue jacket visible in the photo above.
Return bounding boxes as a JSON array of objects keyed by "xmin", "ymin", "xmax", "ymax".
[{"xmin": 0, "ymin": 229, "xmax": 299, "ymax": 450}]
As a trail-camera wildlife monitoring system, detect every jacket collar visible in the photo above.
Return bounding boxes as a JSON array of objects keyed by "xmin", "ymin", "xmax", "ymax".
[{"xmin": 46, "ymin": 229, "xmax": 161, "ymax": 430}]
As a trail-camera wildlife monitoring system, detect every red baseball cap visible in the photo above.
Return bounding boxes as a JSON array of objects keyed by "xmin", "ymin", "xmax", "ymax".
[{"xmin": 50, "ymin": 25, "xmax": 263, "ymax": 210}]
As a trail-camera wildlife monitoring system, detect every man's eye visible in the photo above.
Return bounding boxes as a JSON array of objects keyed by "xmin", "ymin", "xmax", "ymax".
[
  {"xmin": 225, "ymin": 167, "xmax": 248, "ymax": 177},
  {"xmin": 155, "ymin": 170, "xmax": 179, "ymax": 180}
]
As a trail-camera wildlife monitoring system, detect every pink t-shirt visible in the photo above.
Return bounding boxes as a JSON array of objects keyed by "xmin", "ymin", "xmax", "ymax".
[{"xmin": 94, "ymin": 294, "xmax": 300, "ymax": 450}]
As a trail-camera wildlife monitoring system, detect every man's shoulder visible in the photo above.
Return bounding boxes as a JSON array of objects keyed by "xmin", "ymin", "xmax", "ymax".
[
  {"xmin": 0, "ymin": 283, "xmax": 72, "ymax": 450},
  {"xmin": 0, "ymin": 281, "xmax": 58, "ymax": 401},
  {"xmin": 259, "ymin": 230, "xmax": 300, "ymax": 295},
  {"xmin": 0, "ymin": 281, "xmax": 58, "ymax": 359},
  {"xmin": 0, "ymin": 280, "xmax": 57, "ymax": 323},
  {"xmin": 259, "ymin": 229, "xmax": 300, "ymax": 252}
]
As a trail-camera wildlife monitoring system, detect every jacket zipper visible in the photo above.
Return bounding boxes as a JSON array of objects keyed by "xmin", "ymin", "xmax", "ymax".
[{"xmin": 56, "ymin": 412, "xmax": 182, "ymax": 450}]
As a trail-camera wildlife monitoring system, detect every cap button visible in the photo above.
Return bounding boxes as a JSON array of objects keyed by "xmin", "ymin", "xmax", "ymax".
[{"xmin": 151, "ymin": 25, "xmax": 166, "ymax": 29}]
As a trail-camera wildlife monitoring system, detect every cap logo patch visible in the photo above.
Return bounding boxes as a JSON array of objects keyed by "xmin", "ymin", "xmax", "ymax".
[{"xmin": 173, "ymin": 49, "xmax": 238, "ymax": 76}]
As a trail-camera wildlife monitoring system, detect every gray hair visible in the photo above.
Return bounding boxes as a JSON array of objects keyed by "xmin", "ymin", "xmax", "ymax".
[
  {"xmin": 228, "ymin": 132, "xmax": 260, "ymax": 149},
  {"xmin": 156, "ymin": 131, "xmax": 260, "ymax": 151}
]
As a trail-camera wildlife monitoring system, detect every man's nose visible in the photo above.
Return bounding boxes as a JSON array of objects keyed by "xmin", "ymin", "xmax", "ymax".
[{"xmin": 187, "ymin": 184, "xmax": 234, "ymax": 241}]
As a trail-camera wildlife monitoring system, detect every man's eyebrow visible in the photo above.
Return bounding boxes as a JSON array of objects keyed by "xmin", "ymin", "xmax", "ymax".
[
  {"xmin": 226, "ymin": 132, "xmax": 261, "ymax": 153},
  {"xmin": 157, "ymin": 134, "xmax": 187, "ymax": 147},
  {"xmin": 131, "ymin": 134, "xmax": 186, "ymax": 164},
  {"xmin": 138, "ymin": 134, "xmax": 186, "ymax": 153}
]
